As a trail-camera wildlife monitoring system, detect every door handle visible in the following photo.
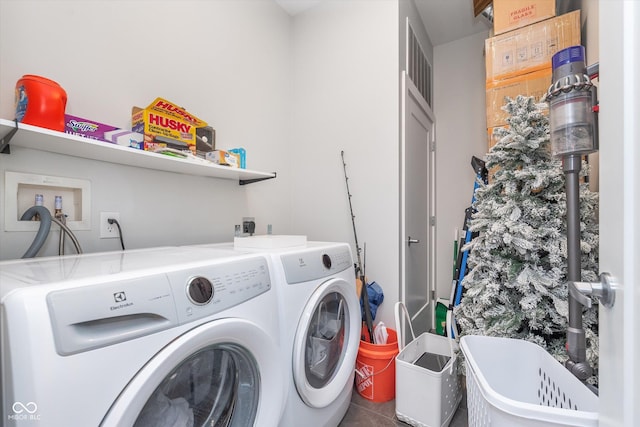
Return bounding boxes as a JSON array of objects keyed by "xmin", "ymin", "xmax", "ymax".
[
  {"xmin": 569, "ymin": 272, "xmax": 615, "ymax": 308},
  {"xmin": 407, "ymin": 236, "xmax": 420, "ymax": 246}
]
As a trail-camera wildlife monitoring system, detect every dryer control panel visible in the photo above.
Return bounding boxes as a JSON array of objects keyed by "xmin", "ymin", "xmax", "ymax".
[{"xmin": 280, "ymin": 245, "xmax": 352, "ymax": 284}]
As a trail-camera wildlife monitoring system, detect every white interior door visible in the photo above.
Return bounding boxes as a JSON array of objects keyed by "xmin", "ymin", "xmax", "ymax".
[
  {"xmin": 401, "ymin": 71, "xmax": 435, "ymax": 337},
  {"xmin": 598, "ymin": 2, "xmax": 639, "ymax": 425}
]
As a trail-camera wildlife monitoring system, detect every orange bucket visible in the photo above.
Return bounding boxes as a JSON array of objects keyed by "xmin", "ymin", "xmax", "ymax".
[
  {"xmin": 15, "ymin": 75, "xmax": 67, "ymax": 132},
  {"xmin": 355, "ymin": 327, "xmax": 398, "ymax": 402}
]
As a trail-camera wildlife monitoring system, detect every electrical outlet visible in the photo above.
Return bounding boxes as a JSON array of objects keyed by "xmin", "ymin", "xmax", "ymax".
[
  {"xmin": 100, "ymin": 212, "xmax": 120, "ymax": 239},
  {"xmin": 242, "ymin": 217, "xmax": 255, "ymax": 235}
]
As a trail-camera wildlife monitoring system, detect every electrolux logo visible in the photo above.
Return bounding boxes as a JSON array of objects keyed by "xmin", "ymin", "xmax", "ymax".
[
  {"xmin": 8, "ymin": 401, "xmax": 40, "ymax": 421},
  {"xmin": 110, "ymin": 291, "xmax": 133, "ymax": 311},
  {"xmin": 113, "ymin": 291, "xmax": 127, "ymax": 302}
]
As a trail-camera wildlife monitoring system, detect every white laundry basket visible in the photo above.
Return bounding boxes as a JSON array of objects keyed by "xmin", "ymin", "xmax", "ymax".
[
  {"xmin": 394, "ymin": 302, "xmax": 462, "ymax": 427},
  {"xmin": 460, "ymin": 335, "xmax": 599, "ymax": 427}
]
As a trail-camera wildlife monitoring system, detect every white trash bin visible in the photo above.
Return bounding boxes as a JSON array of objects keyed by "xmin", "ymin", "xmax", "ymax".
[{"xmin": 394, "ymin": 302, "xmax": 462, "ymax": 427}]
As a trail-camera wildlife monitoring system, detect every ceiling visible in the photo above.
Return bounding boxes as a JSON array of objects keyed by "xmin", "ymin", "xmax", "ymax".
[
  {"xmin": 274, "ymin": 0, "xmax": 491, "ymax": 46},
  {"xmin": 414, "ymin": 0, "xmax": 491, "ymax": 46}
]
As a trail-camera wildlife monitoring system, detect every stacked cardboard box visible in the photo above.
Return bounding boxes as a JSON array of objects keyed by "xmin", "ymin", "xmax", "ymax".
[
  {"xmin": 485, "ymin": 8, "xmax": 581, "ymax": 150},
  {"xmin": 492, "ymin": 0, "xmax": 557, "ymax": 36}
]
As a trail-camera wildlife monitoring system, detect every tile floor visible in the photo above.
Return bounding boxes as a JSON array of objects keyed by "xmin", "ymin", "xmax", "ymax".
[{"xmin": 338, "ymin": 384, "xmax": 468, "ymax": 427}]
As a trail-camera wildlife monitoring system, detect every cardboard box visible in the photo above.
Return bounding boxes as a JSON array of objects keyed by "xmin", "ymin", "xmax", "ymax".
[
  {"xmin": 64, "ymin": 114, "xmax": 143, "ymax": 148},
  {"xmin": 488, "ymin": 126, "xmax": 506, "ymax": 151},
  {"xmin": 132, "ymin": 97, "xmax": 213, "ymax": 153},
  {"xmin": 485, "ymin": 67, "xmax": 552, "ymax": 128},
  {"xmin": 485, "ymin": 10, "xmax": 580, "ymax": 82},
  {"xmin": 493, "ymin": 0, "xmax": 556, "ymax": 36},
  {"xmin": 206, "ymin": 150, "xmax": 240, "ymax": 167}
]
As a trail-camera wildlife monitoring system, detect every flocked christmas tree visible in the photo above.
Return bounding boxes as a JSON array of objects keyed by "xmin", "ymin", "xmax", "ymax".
[{"xmin": 454, "ymin": 95, "xmax": 599, "ymax": 381}]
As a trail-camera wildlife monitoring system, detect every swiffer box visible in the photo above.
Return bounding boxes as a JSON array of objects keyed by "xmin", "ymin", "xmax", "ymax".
[
  {"xmin": 132, "ymin": 98, "xmax": 210, "ymax": 153},
  {"xmin": 65, "ymin": 114, "xmax": 144, "ymax": 148},
  {"xmin": 485, "ymin": 10, "xmax": 580, "ymax": 82},
  {"xmin": 492, "ymin": 0, "xmax": 556, "ymax": 36}
]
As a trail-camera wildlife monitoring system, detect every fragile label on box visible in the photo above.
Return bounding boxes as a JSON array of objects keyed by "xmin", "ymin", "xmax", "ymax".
[{"xmin": 493, "ymin": 0, "xmax": 556, "ymax": 36}]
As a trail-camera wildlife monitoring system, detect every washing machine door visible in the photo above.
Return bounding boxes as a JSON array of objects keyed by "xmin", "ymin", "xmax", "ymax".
[
  {"xmin": 101, "ymin": 318, "xmax": 284, "ymax": 427},
  {"xmin": 292, "ymin": 277, "xmax": 360, "ymax": 408}
]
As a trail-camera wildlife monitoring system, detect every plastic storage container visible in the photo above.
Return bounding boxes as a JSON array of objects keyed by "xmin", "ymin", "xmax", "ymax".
[
  {"xmin": 15, "ymin": 75, "xmax": 67, "ymax": 131},
  {"xmin": 394, "ymin": 302, "xmax": 461, "ymax": 427},
  {"xmin": 460, "ymin": 335, "xmax": 598, "ymax": 427}
]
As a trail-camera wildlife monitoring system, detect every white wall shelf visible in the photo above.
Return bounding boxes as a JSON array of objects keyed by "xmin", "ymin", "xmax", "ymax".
[{"xmin": 0, "ymin": 119, "xmax": 276, "ymax": 185}]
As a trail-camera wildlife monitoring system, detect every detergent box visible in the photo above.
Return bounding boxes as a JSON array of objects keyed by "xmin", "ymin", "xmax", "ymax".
[
  {"xmin": 132, "ymin": 98, "xmax": 214, "ymax": 153},
  {"xmin": 64, "ymin": 114, "xmax": 144, "ymax": 148},
  {"xmin": 206, "ymin": 150, "xmax": 240, "ymax": 168}
]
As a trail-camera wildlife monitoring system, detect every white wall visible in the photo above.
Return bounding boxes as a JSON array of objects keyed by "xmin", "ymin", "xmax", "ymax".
[
  {"xmin": 583, "ymin": 0, "xmax": 600, "ymax": 193},
  {"xmin": 0, "ymin": 0, "xmax": 404, "ymax": 330},
  {"xmin": 0, "ymin": 0, "xmax": 486, "ymax": 335},
  {"xmin": 289, "ymin": 1, "xmax": 400, "ymax": 328},
  {"xmin": 0, "ymin": 0, "xmax": 292, "ymax": 260},
  {"xmin": 433, "ymin": 30, "xmax": 489, "ymax": 300}
]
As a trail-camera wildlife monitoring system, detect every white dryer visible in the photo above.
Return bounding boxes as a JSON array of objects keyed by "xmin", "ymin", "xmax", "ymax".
[
  {"xmin": 194, "ymin": 241, "xmax": 361, "ymax": 427},
  {"xmin": 0, "ymin": 247, "xmax": 285, "ymax": 427}
]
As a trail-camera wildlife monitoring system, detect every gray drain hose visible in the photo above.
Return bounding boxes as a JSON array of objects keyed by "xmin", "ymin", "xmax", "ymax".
[{"xmin": 20, "ymin": 206, "xmax": 52, "ymax": 258}]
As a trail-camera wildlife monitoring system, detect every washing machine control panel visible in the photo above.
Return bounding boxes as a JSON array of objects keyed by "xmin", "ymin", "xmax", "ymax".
[
  {"xmin": 167, "ymin": 256, "xmax": 271, "ymax": 324},
  {"xmin": 45, "ymin": 256, "xmax": 272, "ymax": 356},
  {"xmin": 280, "ymin": 245, "xmax": 353, "ymax": 284}
]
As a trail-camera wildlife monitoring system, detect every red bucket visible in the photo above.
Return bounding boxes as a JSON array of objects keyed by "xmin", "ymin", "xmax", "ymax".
[
  {"xmin": 355, "ymin": 327, "xmax": 398, "ymax": 402},
  {"xmin": 15, "ymin": 75, "xmax": 67, "ymax": 131}
]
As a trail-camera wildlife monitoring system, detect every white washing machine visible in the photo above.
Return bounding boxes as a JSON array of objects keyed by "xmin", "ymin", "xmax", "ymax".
[
  {"xmin": 194, "ymin": 240, "xmax": 361, "ymax": 427},
  {"xmin": 0, "ymin": 247, "xmax": 285, "ymax": 427}
]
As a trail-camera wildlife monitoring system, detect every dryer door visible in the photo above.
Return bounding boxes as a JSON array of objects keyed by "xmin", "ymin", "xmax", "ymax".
[
  {"xmin": 101, "ymin": 318, "xmax": 284, "ymax": 427},
  {"xmin": 292, "ymin": 277, "xmax": 360, "ymax": 408}
]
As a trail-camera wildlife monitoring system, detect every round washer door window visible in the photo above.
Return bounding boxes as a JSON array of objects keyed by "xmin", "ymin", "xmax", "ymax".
[
  {"xmin": 101, "ymin": 318, "xmax": 284, "ymax": 427},
  {"xmin": 134, "ymin": 344, "xmax": 257, "ymax": 427},
  {"xmin": 292, "ymin": 277, "xmax": 360, "ymax": 408}
]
